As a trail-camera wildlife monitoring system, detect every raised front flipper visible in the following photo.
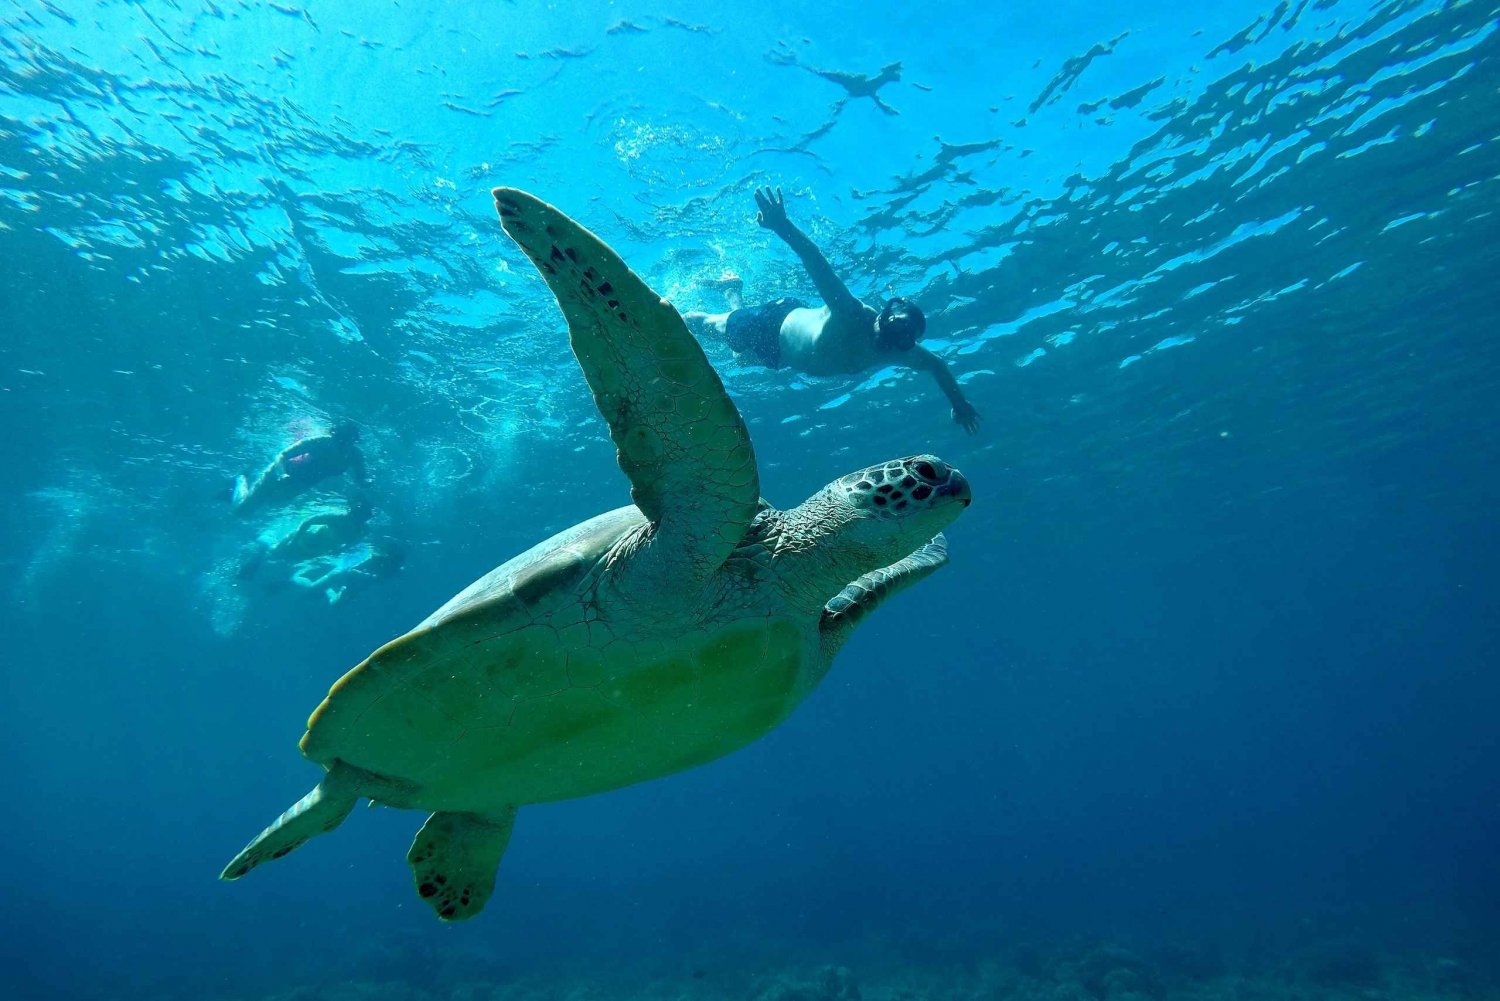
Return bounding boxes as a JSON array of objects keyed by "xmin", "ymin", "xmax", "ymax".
[
  {"xmin": 820, "ymin": 534, "xmax": 950, "ymax": 658},
  {"xmin": 492, "ymin": 188, "xmax": 760, "ymax": 586}
]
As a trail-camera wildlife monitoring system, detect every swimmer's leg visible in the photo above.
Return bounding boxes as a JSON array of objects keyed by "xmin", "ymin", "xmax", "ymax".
[
  {"xmin": 235, "ymin": 543, "xmax": 269, "ymax": 581},
  {"xmin": 683, "ymin": 311, "xmax": 731, "ymax": 343},
  {"xmin": 231, "ymin": 459, "xmax": 287, "ymax": 515},
  {"xmin": 231, "ymin": 474, "xmax": 252, "ymax": 509},
  {"xmin": 722, "ymin": 276, "xmax": 743, "ymax": 311},
  {"xmin": 291, "ymin": 557, "xmax": 335, "ymax": 590},
  {"xmin": 706, "ymin": 272, "xmax": 744, "ymax": 310}
]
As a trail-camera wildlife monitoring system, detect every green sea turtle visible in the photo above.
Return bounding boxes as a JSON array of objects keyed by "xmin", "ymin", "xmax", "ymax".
[{"xmin": 220, "ymin": 187, "xmax": 972, "ymax": 921}]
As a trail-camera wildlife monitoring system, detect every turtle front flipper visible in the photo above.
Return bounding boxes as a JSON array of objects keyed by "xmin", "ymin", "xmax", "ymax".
[
  {"xmin": 408, "ymin": 807, "xmax": 518, "ymax": 921},
  {"xmin": 819, "ymin": 534, "xmax": 951, "ymax": 658},
  {"xmin": 492, "ymin": 188, "xmax": 760, "ymax": 586}
]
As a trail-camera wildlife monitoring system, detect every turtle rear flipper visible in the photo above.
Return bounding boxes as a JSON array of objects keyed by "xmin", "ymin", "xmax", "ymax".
[
  {"xmin": 408, "ymin": 807, "xmax": 518, "ymax": 921},
  {"xmin": 220, "ymin": 761, "xmax": 364, "ymax": 880}
]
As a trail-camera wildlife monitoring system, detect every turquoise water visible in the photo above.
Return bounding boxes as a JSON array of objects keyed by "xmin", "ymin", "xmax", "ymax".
[{"xmin": 3, "ymin": 1, "xmax": 1498, "ymax": 999}]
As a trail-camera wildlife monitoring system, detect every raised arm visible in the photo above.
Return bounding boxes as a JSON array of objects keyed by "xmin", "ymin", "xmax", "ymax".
[
  {"xmin": 754, "ymin": 187, "xmax": 865, "ymax": 317},
  {"xmin": 909, "ymin": 345, "xmax": 982, "ymax": 434}
]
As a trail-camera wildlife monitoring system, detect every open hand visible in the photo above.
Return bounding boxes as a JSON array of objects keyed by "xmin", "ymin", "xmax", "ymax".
[
  {"xmin": 952, "ymin": 400, "xmax": 982, "ymax": 434},
  {"xmin": 754, "ymin": 186, "xmax": 790, "ymax": 234}
]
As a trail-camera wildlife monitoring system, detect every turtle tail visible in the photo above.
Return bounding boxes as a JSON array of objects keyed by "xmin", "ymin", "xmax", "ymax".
[{"xmin": 219, "ymin": 761, "xmax": 361, "ymax": 881}]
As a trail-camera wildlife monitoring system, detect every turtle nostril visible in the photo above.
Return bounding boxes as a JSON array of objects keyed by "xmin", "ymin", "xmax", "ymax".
[{"xmin": 913, "ymin": 459, "xmax": 940, "ymax": 482}]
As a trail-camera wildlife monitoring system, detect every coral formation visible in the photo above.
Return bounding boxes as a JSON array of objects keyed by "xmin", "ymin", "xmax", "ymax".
[{"xmin": 242, "ymin": 941, "xmax": 1498, "ymax": 1001}]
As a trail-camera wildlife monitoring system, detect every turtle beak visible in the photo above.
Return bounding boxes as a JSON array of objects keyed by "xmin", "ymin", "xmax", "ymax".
[
  {"xmin": 911, "ymin": 455, "xmax": 969, "ymax": 508},
  {"xmin": 943, "ymin": 469, "xmax": 972, "ymax": 507}
]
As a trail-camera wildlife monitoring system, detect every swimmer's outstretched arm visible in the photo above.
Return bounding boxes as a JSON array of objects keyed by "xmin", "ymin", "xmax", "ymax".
[
  {"xmin": 754, "ymin": 187, "xmax": 864, "ymax": 317},
  {"xmin": 909, "ymin": 346, "xmax": 982, "ymax": 434}
]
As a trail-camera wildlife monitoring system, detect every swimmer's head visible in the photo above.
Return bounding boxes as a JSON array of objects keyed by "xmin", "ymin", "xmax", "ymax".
[{"xmin": 875, "ymin": 297, "xmax": 925, "ymax": 351}]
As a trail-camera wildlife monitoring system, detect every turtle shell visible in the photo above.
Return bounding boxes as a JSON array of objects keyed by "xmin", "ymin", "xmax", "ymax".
[{"xmin": 299, "ymin": 505, "xmax": 810, "ymax": 812}]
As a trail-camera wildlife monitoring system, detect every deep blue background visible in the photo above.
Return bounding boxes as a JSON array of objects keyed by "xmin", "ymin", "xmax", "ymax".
[{"xmin": 3, "ymin": 1, "xmax": 1498, "ymax": 999}]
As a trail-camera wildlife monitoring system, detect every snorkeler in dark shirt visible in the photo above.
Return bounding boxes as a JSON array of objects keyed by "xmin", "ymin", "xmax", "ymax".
[{"xmin": 231, "ymin": 422, "xmax": 368, "ymax": 515}]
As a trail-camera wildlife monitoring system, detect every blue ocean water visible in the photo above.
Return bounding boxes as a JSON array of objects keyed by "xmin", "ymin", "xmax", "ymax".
[{"xmin": 3, "ymin": 1, "xmax": 1498, "ymax": 999}]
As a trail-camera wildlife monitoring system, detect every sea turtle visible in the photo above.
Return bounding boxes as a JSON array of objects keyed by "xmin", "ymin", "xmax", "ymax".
[{"xmin": 221, "ymin": 187, "xmax": 972, "ymax": 921}]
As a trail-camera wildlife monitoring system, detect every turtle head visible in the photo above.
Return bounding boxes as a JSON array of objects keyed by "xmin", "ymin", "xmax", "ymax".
[
  {"xmin": 831, "ymin": 454, "xmax": 971, "ymax": 557},
  {"xmin": 776, "ymin": 454, "xmax": 970, "ymax": 613}
]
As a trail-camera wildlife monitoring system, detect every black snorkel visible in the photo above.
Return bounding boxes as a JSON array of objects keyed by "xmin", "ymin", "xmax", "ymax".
[{"xmin": 875, "ymin": 297, "xmax": 925, "ymax": 351}]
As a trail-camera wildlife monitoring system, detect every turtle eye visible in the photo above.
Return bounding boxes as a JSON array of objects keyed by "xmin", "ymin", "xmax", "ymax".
[{"xmin": 912, "ymin": 459, "xmax": 940, "ymax": 482}]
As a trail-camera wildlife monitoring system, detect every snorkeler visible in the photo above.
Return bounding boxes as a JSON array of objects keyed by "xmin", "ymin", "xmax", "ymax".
[
  {"xmin": 236, "ymin": 498, "xmax": 374, "ymax": 581},
  {"xmin": 230, "ymin": 421, "xmax": 368, "ymax": 515},
  {"xmin": 682, "ymin": 187, "xmax": 981, "ymax": 434},
  {"xmin": 290, "ymin": 540, "xmax": 404, "ymax": 605}
]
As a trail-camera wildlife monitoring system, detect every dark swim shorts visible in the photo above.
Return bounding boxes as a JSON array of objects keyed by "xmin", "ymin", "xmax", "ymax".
[{"xmin": 724, "ymin": 297, "xmax": 805, "ymax": 369}]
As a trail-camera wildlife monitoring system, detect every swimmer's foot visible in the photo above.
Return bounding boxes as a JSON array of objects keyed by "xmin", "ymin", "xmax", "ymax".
[{"xmin": 706, "ymin": 271, "xmax": 744, "ymax": 310}]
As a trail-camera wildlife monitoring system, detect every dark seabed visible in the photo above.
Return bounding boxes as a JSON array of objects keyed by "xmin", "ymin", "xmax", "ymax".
[{"xmin": 2, "ymin": 1, "xmax": 1498, "ymax": 1000}]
